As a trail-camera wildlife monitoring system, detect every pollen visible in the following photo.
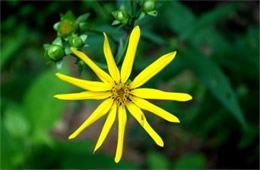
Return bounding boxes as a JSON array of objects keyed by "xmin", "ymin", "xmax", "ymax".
[{"xmin": 111, "ymin": 84, "xmax": 130, "ymax": 106}]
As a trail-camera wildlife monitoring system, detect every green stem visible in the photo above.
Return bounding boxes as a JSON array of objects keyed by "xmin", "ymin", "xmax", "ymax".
[
  {"xmin": 88, "ymin": 29, "xmax": 118, "ymax": 43},
  {"xmin": 130, "ymin": 0, "xmax": 134, "ymax": 16}
]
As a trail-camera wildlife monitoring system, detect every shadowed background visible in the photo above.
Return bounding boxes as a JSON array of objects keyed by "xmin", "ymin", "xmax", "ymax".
[{"xmin": 1, "ymin": 1, "xmax": 259, "ymax": 169}]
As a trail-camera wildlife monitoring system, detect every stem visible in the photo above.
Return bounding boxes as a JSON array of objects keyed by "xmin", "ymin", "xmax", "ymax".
[
  {"xmin": 113, "ymin": 40, "xmax": 120, "ymax": 58},
  {"xmin": 130, "ymin": 0, "xmax": 134, "ymax": 16},
  {"xmin": 89, "ymin": 29, "xmax": 118, "ymax": 43}
]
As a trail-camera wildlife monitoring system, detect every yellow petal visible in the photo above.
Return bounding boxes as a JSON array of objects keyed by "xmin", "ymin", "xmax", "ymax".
[
  {"xmin": 94, "ymin": 102, "xmax": 117, "ymax": 152},
  {"xmin": 126, "ymin": 101, "xmax": 164, "ymax": 147},
  {"xmin": 103, "ymin": 33, "xmax": 120, "ymax": 83},
  {"xmin": 130, "ymin": 51, "xmax": 177, "ymax": 89},
  {"xmin": 115, "ymin": 106, "xmax": 127, "ymax": 163},
  {"xmin": 130, "ymin": 96, "xmax": 180, "ymax": 123},
  {"xmin": 56, "ymin": 73, "xmax": 112, "ymax": 91},
  {"xmin": 131, "ymin": 88, "xmax": 192, "ymax": 101},
  {"xmin": 54, "ymin": 91, "xmax": 111, "ymax": 100},
  {"xmin": 71, "ymin": 47, "xmax": 113, "ymax": 84},
  {"xmin": 68, "ymin": 98, "xmax": 114, "ymax": 139},
  {"xmin": 120, "ymin": 26, "xmax": 141, "ymax": 83}
]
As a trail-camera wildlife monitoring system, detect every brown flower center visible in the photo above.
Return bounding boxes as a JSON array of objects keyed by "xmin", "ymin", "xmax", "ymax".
[{"xmin": 112, "ymin": 84, "xmax": 130, "ymax": 106}]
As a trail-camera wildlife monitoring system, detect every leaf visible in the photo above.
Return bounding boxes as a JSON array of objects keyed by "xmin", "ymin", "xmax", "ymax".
[
  {"xmin": 53, "ymin": 22, "xmax": 60, "ymax": 31},
  {"xmin": 56, "ymin": 140, "xmax": 137, "ymax": 169},
  {"xmin": 52, "ymin": 37, "xmax": 63, "ymax": 46},
  {"xmin": 116, "ymin": 36, "xmax": 128, "ymax": 64},
  {"xmin": 147, "ymin": 151, "xmax": 169, "ymax": 169},
  {"xmin": 179, "ymin": 3, "xmax": 239, "ymax": 41},
  {"xmin": 4, "ymin": 105, "xmax": 29, "ymax": 138},
  {"xmin": 164, "ymin": 2, "xmax": 237, "ymax": 51},
  {"xmin": 164, "ymin": 1, "xmax": 195, "ymax": 35},
  {"xmin": 172, "ymin": 153, "xmax": 206, "ymax": 169},
  {"xmin": 1, "ymin": 123, "xmax": 26, "ymax": 169},
  {"xmin": 112, "ymin": 20, "xmax": 120, "ymax": 25},
  {"xmin": 1, "ymin": 24, "xmax": 27, "ymax": 69},
  {"xmin": 62, "ymin": 10, "xmax": 76, "ymax": 21},
  {"xmin": 56, "ymin": 60, "xmax": 63, "ymax": 70},
  {"xmin": 147, "ymin": 10, "xmax": 158, "ymax": 17},
  {"xmin": 180, "ymin": 49, "xmax": 246, "ymax": 128},
  {"xmin": 142, "ymin": 29, "xmax": 166, "ymax": 45},
  {"xmin": 80, "ymin": 34, "xmax": 88, "ymax": 43},
  {"xmin": 238, "ymin": 124, "xmax": 258, "ymax": 149},
  {"xmin": 23, "ymin": 63, "xmax": 70, "ymax": 130},
  {"xmin": 76, "ymin": 13, "xmax": 90, "ymax": 23}
]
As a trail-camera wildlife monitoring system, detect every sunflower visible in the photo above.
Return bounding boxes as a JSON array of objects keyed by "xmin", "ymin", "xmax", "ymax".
[{"xmin": 54, "ymin": 25, "xmax": 192, "ymax": 163}]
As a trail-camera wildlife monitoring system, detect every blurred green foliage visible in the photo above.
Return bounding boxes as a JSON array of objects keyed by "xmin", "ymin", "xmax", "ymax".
[{"xmin": 1, "ymin": 0, "xmax": 259, "ymax": 169}]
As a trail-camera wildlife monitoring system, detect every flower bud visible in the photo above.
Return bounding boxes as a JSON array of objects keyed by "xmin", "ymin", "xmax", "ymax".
[
  {"xmin": 143, "ymin": 0, "xmax": 155, "ymax": 13},
  {"xmin": 117, "ymin": 11, "xmax": 124, "ymax": 21},
  {"xmin": 112, "ymin": 9, "xmax": 128, "ymax": 24},
  {"xmin": 78, "ymin": 60, "xmax": 85, "ymax": 68},
  {"xmin": 69, "ymin": 35, "xmax": 83, "ymax": 48},
  {"xmin": 47, "ymin": 44, "xmax": 64, "ymax": 61},
  {"xmin": 58, "ymin": 19, "xmax": 77, "ymax": 37}
]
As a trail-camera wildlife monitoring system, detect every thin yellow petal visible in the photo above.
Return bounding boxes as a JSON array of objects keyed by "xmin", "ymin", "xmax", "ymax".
[
  {"xmin": 120, "ymin": 25, "xmax": 141, "ymax": 83},
  {"xmin": 56, "ymin": 73, "xmax": 112, "ymax": 91},
  {"xmin": 130, "ymin": 51, "xmax": 177, "ymax": 89},
  {"xmin": 94, "ymin": 102, "xmax": 117, "ymax": 152},
  {"xmin": 115, "ymin": 106, "xmax": 127, "ymax": 163},
  {"xmin": 68, "ymin": 98, "xmax": 114, "ymax": 139},
  {"xmin": 103, "ymin": 33, "xmax": 120, "ymax": 83},
  {"xmin": 54, "ymin": 91, "xmax": 111, "ymax": 100},
  {"xmin": 130, "ymin": 96, "xmax": 180, "ymax": 123},
  {"xmin": 126, "ymin": 101, "xmax": 164, "ymax": 147},
  {"xmin": 131, "ymin": 88, "xmax": 192, "ymax": 101},
  {"xmin": 71, "ymin": 47, "xmax": 113, "ymax": 83}
]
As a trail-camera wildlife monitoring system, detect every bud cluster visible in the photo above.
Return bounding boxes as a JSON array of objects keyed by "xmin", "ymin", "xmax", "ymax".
[
  {"xmin": 43, "ymin": 11, "xmax": 89, "ymax": 70},
  {"xmin": 112, "ymin": 0, "xmax": 157, "ymax": 27}
]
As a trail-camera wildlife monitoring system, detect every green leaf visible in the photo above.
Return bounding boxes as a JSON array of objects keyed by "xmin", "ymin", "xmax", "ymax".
[
  {"xmin": 172, "ymin": 153, "xmax": 206, "ymax": 169},
  {"xmin": 80, "ymin": 34, "xmax": 88, "ymax": 43},
  {"xmin": 164, "ymin": 1, "xmax": 195, "ymax": 35},
  {"xmin": 180, "ymin": 49, "xmax": 246, "ymax": 128},
  {"xmin": 147, "ymin": 10, "xmax": 158, "ymax": 16},
  {"xmin": 56, "ymin": 140, "xmax": 137, "ymax": 169},
  {"xmin": 53, "ymin": 22, "xmax": 60, "ymax": 31},
  {"xmin": 164, "ymin": 2, "xmax": 238, "ymax": 51},
  {"xmin": 239, "ymin": 124, "xmax": 258, "ymax": 149},
  {"xmin": 1, "ymin": 123, "xmax": 27, "ymax": 169},
  {"xmin": 180, "ymin": 3, "xmax": 239, "ymax": 41},
  {"xmin": 76, "ymin": 13, "xmax": 90, "ymax": 23},
  {"xmin": 142, "ymin": 29, "xmax": 166, "ymax": 45},
  {"xmin": 116, "ymin": 37, "xmax": 128, "ymax": 64},
  {"xmin": 23, "ymin": 63, "xmax": 70, "ymax": 130},
  {"xmin": 30, "ymin": 129, "xmax": 54, "ymax": 147},
  {"xmin": 52, "ymin": 37, "xmax": 63, "ymax": 46},
  {"xmin": 4, "ymin": 105, "xmax": 29, "ymax": 138},
  {"xmin": 56, "ymin": 60, "xmax": 63, "ymax": 70},
  {"xmin": 137, "ymin": 11, "xmax": 146, "ymax": 20},
  {"xmin": 61, "ymin": 10, "xmax": 76, "ymax": 21},
  {"xmin": 147, "ymin": 151, "xmax": 169, "ymax": 169},
  {"xmin": 112, "ymin": 20, "xmax": 120, "ymax": 25},
  {"xmin": 1, "ymin": 24, "xmax": 27, "ymax": 69}
]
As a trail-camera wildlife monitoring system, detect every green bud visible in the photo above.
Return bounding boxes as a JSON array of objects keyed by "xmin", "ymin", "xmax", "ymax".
[
  {"xmin": 58, "ymin": 19, "xmax": 77, "ymax": 37},
  {"xmin": 112, "ymin": 9, "xmax": 128, "ymax": 23},
  {"xmin": 143, "ymin": 0, "xmax": 155, "ymax": 13},
  {"xmin": 78, "ymin": 60, "xmax": 85, "ymax": 68},
  {"xmin": 69, "ymin": 35, "xmax": 83, "ymax": 48},
  {"xmin": 47, "ymin": 44, "xmax": 64, "ymax": 61},
  {"xmin": 117, "ymin": 11, "xmax": 124, "ymax": 21}
]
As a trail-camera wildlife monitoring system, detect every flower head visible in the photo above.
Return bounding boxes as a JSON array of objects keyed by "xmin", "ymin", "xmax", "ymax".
[{"xmin": 54, "ymin": 25, "xmax": 192, "ymax": 163}]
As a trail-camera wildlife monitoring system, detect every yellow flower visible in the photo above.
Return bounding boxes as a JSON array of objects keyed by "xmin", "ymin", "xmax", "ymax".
[{"xmin": 54, "ymin": 25, "xmax": 192, "ymax": 163}]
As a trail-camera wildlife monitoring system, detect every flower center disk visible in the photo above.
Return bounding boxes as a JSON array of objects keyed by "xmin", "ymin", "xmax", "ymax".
[{"xmin": 112, "ymin": 84, "xmax": 130, "ymax": 106}]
